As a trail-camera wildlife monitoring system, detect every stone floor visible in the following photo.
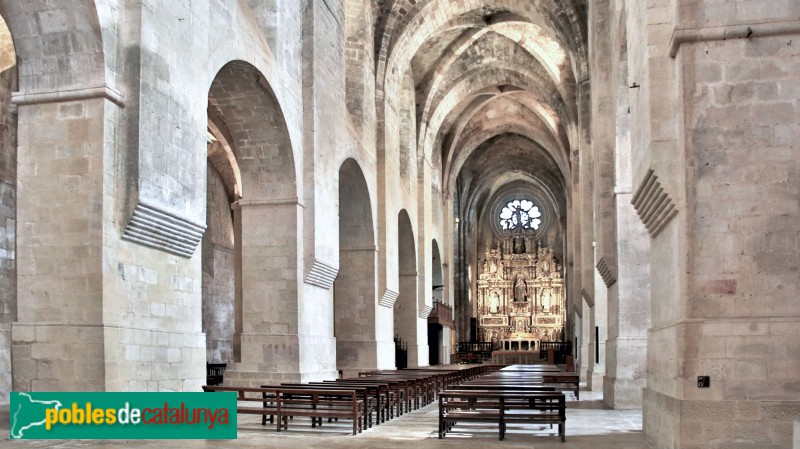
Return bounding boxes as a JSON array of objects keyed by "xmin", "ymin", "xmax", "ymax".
[{"xmin": 0, "ymin": 389, "xmax": 655, "ymax": 449}]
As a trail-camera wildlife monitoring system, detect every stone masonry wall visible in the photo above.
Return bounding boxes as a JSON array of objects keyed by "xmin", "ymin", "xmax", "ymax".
[
  {"xmin": 676, "ymin": 30, "xmax": 800, "ymax": 448},
  {"xmin": 641, "ymin": 0, "xmax": 800, "ymax": 447},
  {"xmin": 202, "ymin": 164, "xmax": 235, "ymax": 364},
  {"xmin": 0, "ymin": 63, "xmax": 16, "ymax": 405}
]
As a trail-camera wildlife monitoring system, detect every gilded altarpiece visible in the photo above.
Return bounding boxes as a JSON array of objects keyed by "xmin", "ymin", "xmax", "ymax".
[{"xmin": 477, "ymin": 238, "xmax": 565, "ymax": 351}]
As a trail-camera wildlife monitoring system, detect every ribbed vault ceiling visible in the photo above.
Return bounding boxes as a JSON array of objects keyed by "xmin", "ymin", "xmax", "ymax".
[{"xmin": 374, "ymin": 0, "xmax": 588, "ymax": 225}]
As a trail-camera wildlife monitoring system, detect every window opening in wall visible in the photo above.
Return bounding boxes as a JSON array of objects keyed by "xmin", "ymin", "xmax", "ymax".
[{"xmin": 499, "ymin": 199, "xmax": 542, "ymax": 231}]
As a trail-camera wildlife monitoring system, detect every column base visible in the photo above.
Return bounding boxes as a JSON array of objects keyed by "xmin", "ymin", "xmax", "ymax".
[
  {"xmin": 12, "ymin": 323, "xmax": 206, "ymax": 392},
  {"xmin": 644, "ymin": 387, "xmax": 800, "ymax": 449},
  {"xmin": 603, "ymin": 375, "xmax": 644, "ymax": 409}
]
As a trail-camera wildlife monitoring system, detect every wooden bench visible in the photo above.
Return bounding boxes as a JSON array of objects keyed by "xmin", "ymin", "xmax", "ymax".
[
  {"xmin": 452, "ymin": 384, "xmax": 556, "ymax": 393},
  {"xmin": 281, "ymin": 383, "xmax": 374, "ymax": 430},
  {"xmin": 350, "ymin": 375, "xmax": 418, "ymax": 413},
  {"xmin": 323, "ymin": 378, "xmax": 400, "ymax": 419},
  {"xmin": 202, "ymin": 385, "xmax": 365, "ymax": 435},
  {"xmin": 478, "ymin": 368, "xmax": 580, "ymax": 400},
  {"xmin": 542, "ymin": 374, "xmax": 580, "ymax": 400},
  {"xmin": 439, "ymin": 390, "xmax": 565, "ymax": 442}
]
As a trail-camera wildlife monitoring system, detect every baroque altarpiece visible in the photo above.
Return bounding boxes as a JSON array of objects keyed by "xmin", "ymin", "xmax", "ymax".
[{"xmin": 476, "ymin": 237, "xmax": 565, "ymax": 351}]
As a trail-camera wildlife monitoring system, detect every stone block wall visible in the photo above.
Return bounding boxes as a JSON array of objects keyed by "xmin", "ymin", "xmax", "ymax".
[
  {"xmin": 202, "ymin": 164, "xmax": 235, "ymax": 364},
  {"xmin": 639, "ymin": 0, "xmax": 800, "ymax": 446},
  {"xmin": 675, "ymin": 30, "xmax": 799, "ymax": 448},
  {"xmin": 0, "ymin": 63, "xmax": 16, "ymax": 404}
]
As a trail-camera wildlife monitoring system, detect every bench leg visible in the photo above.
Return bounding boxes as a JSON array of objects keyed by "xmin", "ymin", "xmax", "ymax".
[{"xmin": 560, "ymin": 422, "xmax": 565, "ymax": 442}]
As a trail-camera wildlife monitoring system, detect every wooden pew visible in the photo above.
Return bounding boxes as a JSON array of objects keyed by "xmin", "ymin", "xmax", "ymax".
[
  {"xmin": 438, "ymin": 390, "xmax": 566, "ymax": 442},
  {"xmin": 280, "ymin": 383, "xmax": 374, "ymax": 430},
  {"xmin": 324, "ymin": 378, "xmax": 403, "ymax": 418},
  {"xmin": 202, "ymin": 385, "xmax": 365, "ymax": 435}
]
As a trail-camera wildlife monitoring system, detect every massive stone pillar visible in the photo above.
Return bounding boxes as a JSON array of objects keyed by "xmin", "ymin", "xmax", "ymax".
[
  {"xmin": 604, "ymin": 193, "xmax": 650, "ymax": 408},
  {"xmin": 637, "ymin": 2, "xmax": 800, "ymax": 447},
  {"xmin": 0, "ymin": 19, "xmax": 14, "ymax": 405},
  {"xmin": 591, "ymin": 2, "xmax": 650, "ymax": 408},
  {"xmin": 224, "ymin": 201, "xmax": 305, "ymax": 385}
]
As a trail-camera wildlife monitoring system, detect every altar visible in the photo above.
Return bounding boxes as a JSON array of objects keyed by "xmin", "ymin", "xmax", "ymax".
[
  {"xmin": 500, "ymin": 337, "xmax": 538, "ymax": 352},
  {"xmin": 476, "ymin": 238, "xmax": 565, "ymax": 351}
]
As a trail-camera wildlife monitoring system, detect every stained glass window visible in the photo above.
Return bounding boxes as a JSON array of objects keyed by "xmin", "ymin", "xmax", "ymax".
[{"xmin": 499, "ymin": 199, "xmax": 541, "ymax": 231}]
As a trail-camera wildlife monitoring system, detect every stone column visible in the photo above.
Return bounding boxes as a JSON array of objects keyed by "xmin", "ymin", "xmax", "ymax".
[
  {"xmin": 640, "ymin": 4, "xmax": 800, "ymax": 448},
  {"xmin": 604, "ymin": 189, "xmax": 650, "ymax": 408},
  {"xmin": 397, "ymin": 271, "xmax": 428, "ymax": 367},
  {"xmin": 441, "ymin": 325, "xmax": 452, "ymax": 364},
  {"xmin": 223, "ymin": 200, "xmax": 305, "ymax": 385},
  {"xmin": 603, "ymin": 27, "xmax": 651, "ymax": 407},
  {"xmin": 0, "ymin": 60, "xmax": 15, "ymax": 405},
  {"xmin": 334, "ymin": 246, "xmax": 379, "ymax": 379},
  {"xmin": 11, "ymin": 97, "xmax": 110, "ymax": 392}
]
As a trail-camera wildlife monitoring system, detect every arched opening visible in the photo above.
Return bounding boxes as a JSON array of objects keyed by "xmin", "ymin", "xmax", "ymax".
[
  {"xmin": 395, "ymin": 210, "xmax": 420, "ymax": 368},
  {"xmin": 334, "ymin": 159, "xmax": 376, "ymax": 378},
  {"xmin": 202, "ymin": 105, "xmax": 242, "ymax": 371},
  {"xmin": 207, "ymin": 60, "xmax": 300, "ymax": 385},
  {"xmin": 427, "ymin": 239, "xmax": 448, "ymax": 365},
  {"xmin": 0, "ymin": 12, "xmax": 16, "ymax": 405}
]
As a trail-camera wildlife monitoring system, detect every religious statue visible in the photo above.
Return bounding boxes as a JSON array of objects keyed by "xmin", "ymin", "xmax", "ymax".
[
  {"xmin": 488, "ymin": 291, "xmax": 500, "ymax": 314},
  {"xmin": 489, "ymin": 257, "xmax": 497, "ymax": 274},
  {"xmin": 540, "ymin": 288, "xmax": 551, "ymax": 312},
  {"xmin": 513, "ymin": 236, "xmax": 526, "ymax": 254},
  {"xmin": 540, "ymin": 258, "xmax": 550, "ymax": 274},
  {"xmin": 514, "ymin": 276, "xmax": 527, "ymax": 301}
]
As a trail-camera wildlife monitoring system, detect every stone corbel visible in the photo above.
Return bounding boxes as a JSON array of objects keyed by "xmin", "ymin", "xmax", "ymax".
[
  {"xmin": 631, "ymin": 169, "xmax": 678, "ymax": 238},
  {"xmin": 581, "ymin": 288, "xmax": 594, "ymax": 308},
  {"xmin": 379, "ymin": 289, "xmax": 399, "ymax": 308},
  {"xmin": 121, "ymin": 200, "xmax": 206, "ymax": 257},
  {"xmin": 304, "ymin": 259, "xmax": 339, "ymax": 290},
  {"xmin": 596, "ymin": 257, "xmax": 617, "ymax": 288}
]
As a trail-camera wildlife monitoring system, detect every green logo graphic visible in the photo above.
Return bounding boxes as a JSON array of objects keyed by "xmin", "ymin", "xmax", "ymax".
[{"xmin": 10, "ymin": 392, "xmax": 237, "ymax": 439}]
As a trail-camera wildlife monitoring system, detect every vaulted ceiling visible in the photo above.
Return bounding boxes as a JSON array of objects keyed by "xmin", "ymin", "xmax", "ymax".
[{"xmin": 373, "ymin": 0, "xmax": 588, "ymax": 233}]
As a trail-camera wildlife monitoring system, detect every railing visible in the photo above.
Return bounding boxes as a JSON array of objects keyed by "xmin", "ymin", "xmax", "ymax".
[
  {"xmin": 206, "ymin": 362, "xmax": 227, "ymax": 386},
  {"xmin": 539, "ymin": 341, "xmax": 573, "ymax": 364},
  {"xmin": 428, "ymin": 301, "xmax": 453, "ymax": 322},
  {"xmin": 455, "ymin": 341, "xmax": 493, "ymax": 364}
]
